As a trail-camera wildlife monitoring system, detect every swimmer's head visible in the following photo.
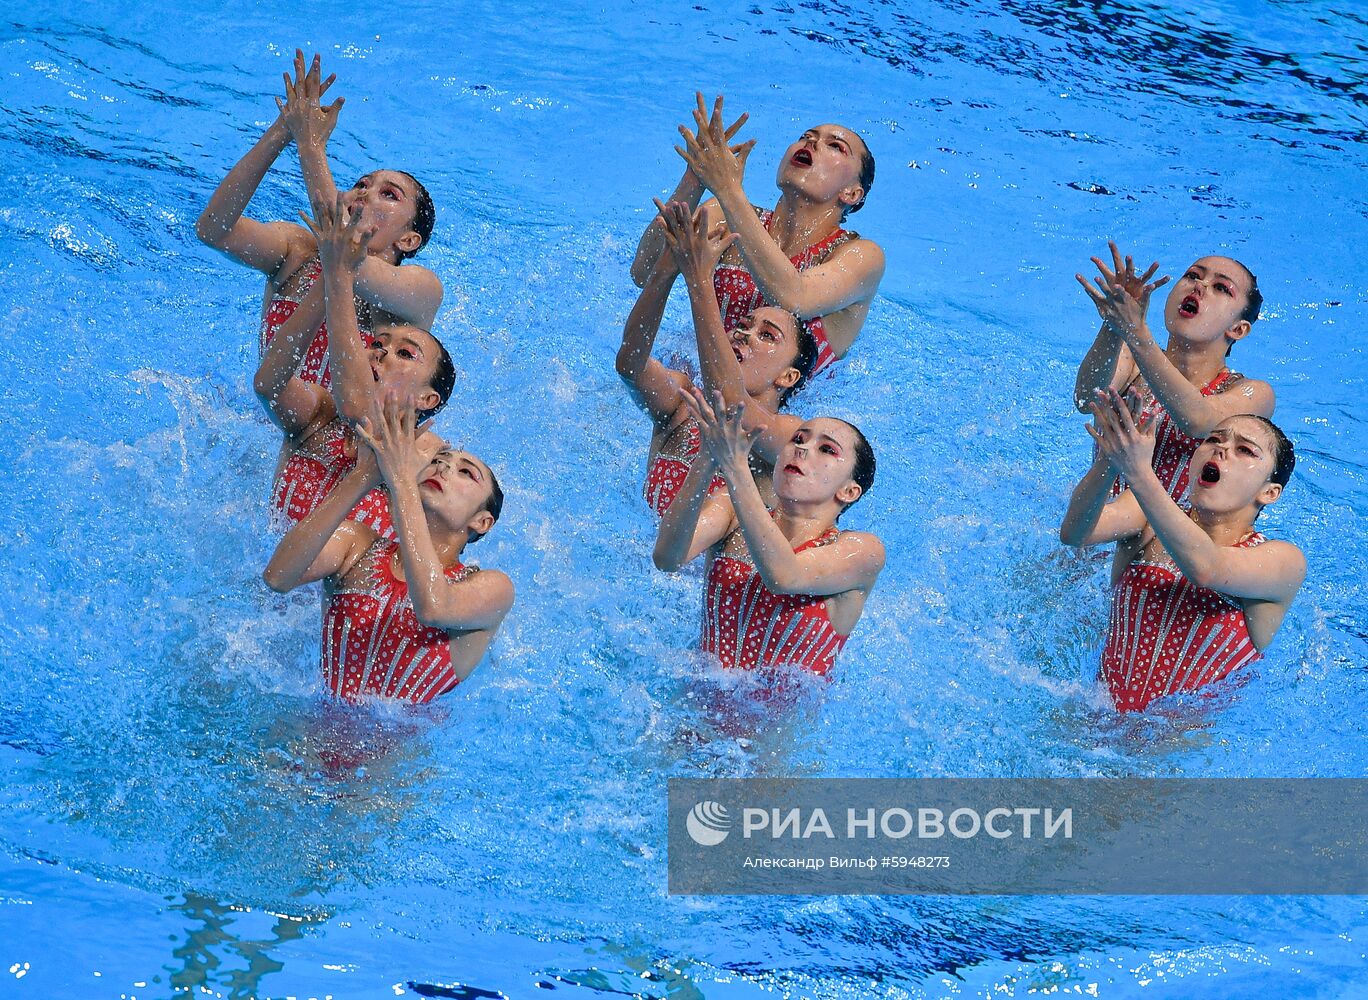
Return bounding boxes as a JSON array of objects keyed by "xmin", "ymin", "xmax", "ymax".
[
  {"xmin": 418, "ymin": 446, "xmax": 502, "ymax": 544},
  {"xmin": 1162, "ymin": 255, "xmax": 1261, "ymax": 356},
  {"xmin": 368, "ymin": 325, "xmax": 455, "ymax": 422},
  {"xmin": 731, "ymin": 306, "xmax": 817, "ymax": 406},
  {"xmin": 777, "ymin": 124, "xmax": 873, "ymax": 221},
  {"xmin": 342, "ymin": 169, "xmax": 435, "ymax": 263},
  {"xmin": 774, "ymin": 416, "xmax": 876, "ymax": 517},
  {"xmin": 1188, "ymin": 414, "xmax": 1294, "ymax": 517}
]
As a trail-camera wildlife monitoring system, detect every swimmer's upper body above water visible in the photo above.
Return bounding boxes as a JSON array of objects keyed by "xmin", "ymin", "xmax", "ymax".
[
  {"xmin": 618, "ymin": 199, "xmax": 817, "ymax": 516},
  {"xmin": 631, "ymin": 95, "xmax": 885, "ymax": 372},
  {"xmin": 1060, "ymin": 388, "xmax": 1305, "ymax": 712},
  {"xmin": 654, "ymin": 389, "xmax": 884, "ymax": 677},
  {"xmin": 264, "ymin": 391, "xmax": 513, "ymax": 703},
  {"xmin": 195, "ymin": 50, "xmax": 442, "ymax": 388},
  {"xmin": 263, "ymin": 194, "xmax": 452, "ymax": 534},
  {"xmin": 1074, "ymin": 243, "xmax": 1274, "ymax": 501}
]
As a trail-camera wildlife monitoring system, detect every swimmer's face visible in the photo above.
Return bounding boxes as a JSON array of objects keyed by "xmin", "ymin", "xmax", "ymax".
[
  {"xmin": 777, "ymin": 124, "xmax": 866, "ymax": 213},
  {"xmin": 1163, "ymin": 256, "xmax": 1254, "ymax": 349},
  {"xmin": 342, "ymin": 170, "xmax": 422, "ymax": 259},
  {"xmin": 367, "ymin": 325, "xmax": 442, "ymax": 415},
  {"xmin": 774, "ymin": 417, "xmax": 863, "ymax": 508},
  {"xmin": 418, "ymin": 447, "xmax": 497, "ymax": 538},
  {"xmin": 731, "ymin": 306, "xmax": 803, "ymax": 399},
  {"xmin": 1188, "ymin": 416, "xmax": 1282, "ymax": 514}
]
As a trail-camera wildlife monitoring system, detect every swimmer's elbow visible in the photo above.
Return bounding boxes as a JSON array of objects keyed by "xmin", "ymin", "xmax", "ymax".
[
  {"xmin": 194, "ymin": 211, "xmax": 225, "ymax": 247},
  {"xmin": 1058, "ymin": 523, "xmax": 1087, "ymax": 547},
  {"xmin": 252, "ymin": 367, "xmax": 276, "ymax": 401},
  {"xmin": 334, "ymin": 397, "xmax": 368, "ymax": 427},
  {"xmin": 614, "ymin": 349, "xmax": 639, "ymax": 380},
  {"xmin": 262, "ymin": 565, "xmax": 294, "ymax": 594},
  {"xmin": 652, "ymin": 545, "xmax": 684, "ymax": 573}
]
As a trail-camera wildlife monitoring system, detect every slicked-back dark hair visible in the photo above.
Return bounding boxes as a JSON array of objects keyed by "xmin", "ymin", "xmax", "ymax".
[
  {"xmin": 417, "ymin": 336, "xmax": 455, "ymax": 423},
  {"xmin": 395, "ymin": 170, "xmax": 435, "ymax": 261},
  {"xmin": 1245, "ymin": 414, "xmax": 1295, "ymax": 488},
  {"xmin": 778, "ymin": 320, "xmax": 820, "ymax": 407},
  {"xmin": 843, "ymin": 133, "xmax": 875, "ymax": 220},
  {"xmin": 833, "ymin": 419, "xmax": 876, "ymax": 515},
  {"xmin": 468, "ymin": 466, "xmax": 504, "ymax": 545},
  {"xmin": 1223, "ymin": 257, "xmax": 1262, "ymax": 356}
]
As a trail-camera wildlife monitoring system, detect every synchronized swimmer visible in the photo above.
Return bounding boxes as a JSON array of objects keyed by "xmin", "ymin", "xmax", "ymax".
[{"xmin": 196, "ymin": 57, "xmax": 1305, "ymax": 713}]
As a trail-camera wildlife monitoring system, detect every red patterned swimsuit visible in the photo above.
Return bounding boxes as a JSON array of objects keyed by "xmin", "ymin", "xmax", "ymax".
[
  {"xmin": 712, "ymin": 206, "xmax": 859, "ymax": 376},
  {"xmin": 323, "ymin": 539, "xmax": 480, "ymax": 703},
  {"xmin": 1110, "ymin": 368, "xmax": 1244, "ymax": 502},
  {"xmin": 702, "ymin": 527, "xmax": 849, "ymax": 676},
  {"xmin": 1102, "ymin": 533, "xmax": 1266, "ymax": 711},
  {"xmin": 272, "ymin": 417, "xmax": 393, "ymax": 537},
  {"xmin": 644, "ymin": 418, "xmax": 727, "ymax": 517},
  {"xmin": 259, "ymin": 256, "xmax": 373, "ymax": 388}
]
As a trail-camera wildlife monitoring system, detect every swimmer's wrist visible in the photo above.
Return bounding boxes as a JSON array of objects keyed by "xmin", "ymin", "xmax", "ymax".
[{"xmin": 712, "ymin": 177, "xmax": 746, "ymax": 205}]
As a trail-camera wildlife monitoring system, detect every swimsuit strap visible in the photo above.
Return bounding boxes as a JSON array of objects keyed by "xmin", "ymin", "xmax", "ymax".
[
  {"xmin": 275, "ymin": 253, "xmax": 323, "ymax": 295},
  {"xmin": 795, "ymin": 526, "xmax": 841, "ymax": 552},
  {"xmin": 1208, "ymin": 368, "xmax": 1244, "ymax": 394}
]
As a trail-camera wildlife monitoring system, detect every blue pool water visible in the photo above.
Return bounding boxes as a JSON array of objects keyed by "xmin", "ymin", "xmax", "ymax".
[{"xmin": 3, "ymin": 0, "xmax": 1367, "ymax": 996}]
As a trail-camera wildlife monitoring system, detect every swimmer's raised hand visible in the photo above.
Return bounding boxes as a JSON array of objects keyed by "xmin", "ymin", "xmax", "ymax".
[
  {"xmin": 676, "ymin": 92, "xmax": 757, "ymax": 197},
  {"xmin": 299, "ymin": 194, "xmax": 376, "ymax": 274},
  {"xmin": 1076, "ymin": 241, "xmax": 1169, "ymax": 335},
  {"xmin": 276, "ymin": 49, "xmax": 344, "ymax": 151},
  {"xmin": 682, "ymin": 386, "xmax": 760, "ymax": 481},
  {"xmin": 354, "ymin": 389, "xmax": 442, "ymax": 490},
  {"xmin": 655, "ymin": 198, "xmax": 735, "ymax": 279},
  {"xmin": 1086, "ymin": 387, "xmax": 1155, "ymax": 478},
  {"xmin": 674, "ymin": 93, "xmax": 752, "ymax": 192}
]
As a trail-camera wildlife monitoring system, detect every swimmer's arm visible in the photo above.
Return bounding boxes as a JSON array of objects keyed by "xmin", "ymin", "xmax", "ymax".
[
  {"xmin": 321, "ymin": 256, "xmax": 377, "ymax": 426},
  {"xmin": 1129, "ymin": 471, "xmax": 1306, "ymax": 600},
  {"xmin": 388, "ymin": 478, "xmax": 515, "ymax": 631},
  {"xmin": 1074, "ymin": 325, "xmax": 1137, "ymax": 411},
  {"xmin": 195, "ymin": 119, "xmax": 306, "ymax": 274},
  {"xmin": 263, "ymin": 470, "xmax": 380, "ymax": 591},
  {"xmin": 1059, "ymin": 461, "xmax": 1145, "ymax": 546},
  {"xmin": 352, "ymin": 259, "xmax": 444, "ymax": 328},
  {"xmin": 683, "ymin": 247, "xmax": 745, "ymax": 404},
  {"xmin": 653, "ymin": 458, "xmax": 735, "ymax": 571},
  {"xmin": 616, "ymin": 264, "xmax": 690, "ymax": 424},
  {"xmin": 253, "ymin": 282, "xmax": 329, "ymax": 434},
  {"xmin": 1124, "ymin": 324, "xmax": 1275, "ymax": 436},
  {"xmin": 714, "ymin": 189, "xmax": 885, "ymax": 317},
  {"xmin": 724, "ymin": 458, "xmax": 884, "ymax": 595},
  {"xmin": 680, "ymin": 259, "xmax": 804, "ymax": 461},
  {"xmin": 630, "ymin": 179, "xmax": 711, "ymax": 287},
  {"xmin": 633, "ymin": 97, "xmax": 749, "ymax": 285}
]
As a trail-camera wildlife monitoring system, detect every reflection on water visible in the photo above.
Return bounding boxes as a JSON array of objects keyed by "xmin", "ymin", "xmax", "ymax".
[{"xmin": 168, "ymin": 893, "xmax": 321, "ymax": 1000}]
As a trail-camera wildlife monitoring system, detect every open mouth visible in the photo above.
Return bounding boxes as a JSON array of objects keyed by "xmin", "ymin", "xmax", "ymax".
[
  {"xmin": 784, "ymin": 463, "xmax": 804, "ymax": 477},
  {"xmin": 370, "ymin": 365, "xmax": 380, "ymax": 382},
  {"xmin": 1199, "ymin": 461, "xmax": 1221, "ymax": 485},
  {"xmin": 791, "ymin": 148, "xmax": 813, "ymax": 167},
  {"xmin": 732, "ymin": 346, "xmax": 745, "ymax": 362},
  {"xmin": 420, "ymin": 478, "xmax": 444, "ymax": 493},
  {"xmin": 1179, "ymin": 294, "xmax": 1199, "ymax": 317}
]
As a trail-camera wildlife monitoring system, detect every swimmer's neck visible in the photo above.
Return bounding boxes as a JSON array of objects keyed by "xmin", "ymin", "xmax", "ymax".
[
  {"xmin": 1163, "ymin": 332, "xmax": 1230, "ymax": 386},
  {"xmin": 773, "ymin": 501, "xmax": 840, "ymax": 544},
  {"xmin": 768, "ymin": 189, "xmax": 846, "ymax": 254},
  {"xmin": 414, "ymin": 515, "xmax": 471, "ymax": 569},
  {"xmin": 1188, "ymin": 503, "xmax": 1259, "ymax": 546}
]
